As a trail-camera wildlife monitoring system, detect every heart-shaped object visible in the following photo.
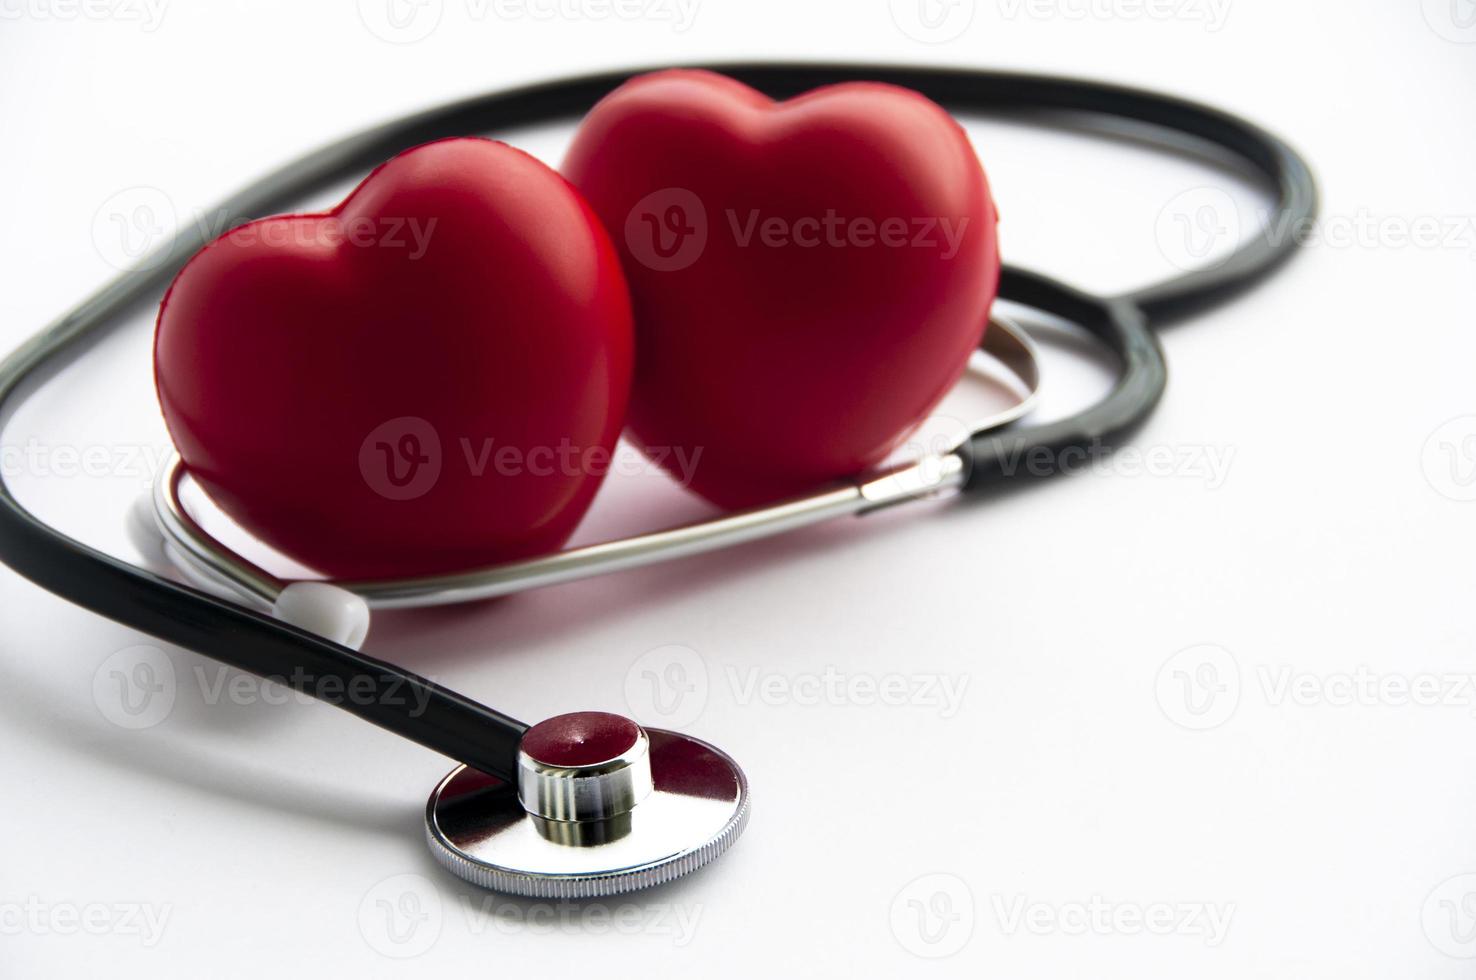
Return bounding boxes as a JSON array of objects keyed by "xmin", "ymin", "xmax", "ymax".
[
  {"xmin": 155, "ymin": 137, "xmax": 633, "ymax": 579},
  {"xmin": 563, "ymin": 70, "xmax": 999, "ymax": 508}
]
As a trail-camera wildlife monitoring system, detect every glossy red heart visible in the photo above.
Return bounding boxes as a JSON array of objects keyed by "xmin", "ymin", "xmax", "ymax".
[
  {"xmin": 563, "ymin": 70, "xmax": 999, "ymax": 508},
  {"xmin": 155, "ymin": 137, "xmax": 633, "ymax": 579}
]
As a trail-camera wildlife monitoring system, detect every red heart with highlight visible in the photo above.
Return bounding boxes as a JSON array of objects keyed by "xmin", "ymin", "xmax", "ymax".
[
  {"xmin": 155, "ymin": 137, "xmax": 633, "ymax": 579},
  {"xmin": 564, "ymin": 70, "xmax": 1000, "ymax": 508}
]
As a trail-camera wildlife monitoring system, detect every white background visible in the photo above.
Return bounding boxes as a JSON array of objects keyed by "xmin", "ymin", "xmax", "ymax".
[{"xmin": 1, "ymin": 0, "xmax": 1474, "ymax": 976}]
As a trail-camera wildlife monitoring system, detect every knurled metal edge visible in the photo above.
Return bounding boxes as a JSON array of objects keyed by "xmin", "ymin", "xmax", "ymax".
[{"xmin": 424, "ymin": 765, "xmax": 750, "ymax": 900}]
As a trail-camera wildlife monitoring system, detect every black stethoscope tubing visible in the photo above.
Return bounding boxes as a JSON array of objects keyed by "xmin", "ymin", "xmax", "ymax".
[{"xmin": 0, "ymin": 64, "xmax": 1316, "ymax": 781}]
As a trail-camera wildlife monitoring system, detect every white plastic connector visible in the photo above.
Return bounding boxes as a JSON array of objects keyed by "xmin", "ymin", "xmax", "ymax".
[{"xmin": 272, "ymin": 581, "xmax": 371, "ymax": 650}]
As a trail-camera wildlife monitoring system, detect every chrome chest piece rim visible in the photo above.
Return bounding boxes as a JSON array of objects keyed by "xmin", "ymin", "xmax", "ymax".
[{"xmin": 425, "ymin": 713, "xmax": 750, "ymax": 899}]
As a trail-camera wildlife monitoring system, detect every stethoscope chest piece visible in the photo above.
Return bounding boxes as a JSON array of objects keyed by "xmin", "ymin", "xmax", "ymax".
[{"xmin": 425, "ymin": 712, "xmax": 750, "ymax": 898}]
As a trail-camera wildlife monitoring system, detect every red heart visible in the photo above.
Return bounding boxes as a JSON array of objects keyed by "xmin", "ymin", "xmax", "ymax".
[
  {"xmin": 563, "ymin": 70, "xmax": 999, "ymax": 508},
  {"xmin": 155, "ymin": 137, "xmax": 633, "ymax": 579}
]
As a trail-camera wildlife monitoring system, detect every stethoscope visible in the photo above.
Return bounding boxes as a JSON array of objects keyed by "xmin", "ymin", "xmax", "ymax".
[{"xmin": 0, "ymin": 64, "xmax": 1315, "ymax": 898}]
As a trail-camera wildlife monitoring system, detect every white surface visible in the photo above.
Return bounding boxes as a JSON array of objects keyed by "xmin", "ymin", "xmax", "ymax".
[{"xmin": 1, "ymin": 1, "xmax": 1474, "ymax": 976}]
